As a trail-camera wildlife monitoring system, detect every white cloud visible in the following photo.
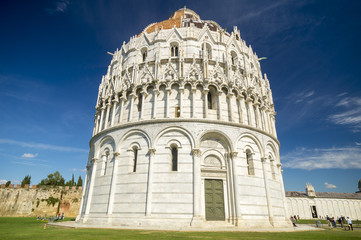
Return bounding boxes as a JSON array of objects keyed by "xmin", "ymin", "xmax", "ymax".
[
  {"xmin": 356, "ymin": 142, "xmax": 361, "ymax": 146},
  {"xmin": 46, "ymin": 0, "xmax": 70, "ymax": 14},
  {"xmin": 21, "ymin": 153, "xmax": 38, "ymax": 158},
  {"xmin": 324, "ymin": 182, "xmax": 337, "ymax": 189},
  {"xmin": 71, "ymin": 168, "xmax": 87, "ymax": 172},
  {"xmin": 282, "ymin": 147, "xmax": 361, "ymax": 170},
  {"xmin": 0, "ymin": 138, "xmax": 88, "ymax": 153},
  {"xmin": 0, "ymin": 179, "xmax": 7, "ymax": 184},
  {"xmin": 235, "ymin": 0, "xmax": 288, "ymax": 22},
  {"xmin": 329, "ymin": 96, "xmax": 361, "ymax": 131},
  {"xmin": 295, "ymin": 90, "xmax": 315, "ymax": 103}
]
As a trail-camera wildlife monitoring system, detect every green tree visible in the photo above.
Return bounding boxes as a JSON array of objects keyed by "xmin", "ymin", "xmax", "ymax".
[
  {"xmin": 77, "ymin": 176, "xmax": 83, "ymax": 187},
  {"xmin": 71, "ymin": 174, "xmax": 75, "ymax": 186},
  {"xmin": 5, "ymin": 181, "xmax": 11, "ymax": 187},
  {"xmin": 21, "ymin": 175, "xmax": 31, "ymax": 187},
  {"xmin": 38, "ymin": 171, "xmax": 65, "ymax": 186},
  {"xmin": 65, "ymin": 180, "xmax": 72, "ymax": 186}
]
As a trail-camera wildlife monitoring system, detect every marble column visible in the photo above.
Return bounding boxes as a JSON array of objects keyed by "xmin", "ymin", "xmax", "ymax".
[
  {"xmin": 118, "ymin": 95, "xmax": 126, "ymax": 124},
  {"xmin": 192, "ymin": 148, "xmax": 201, "ymax": 219},
  {"xmin": 111, "ymin": 96, "xmax": 119, "ymax": 127},
  {"xmin": 261, "ymin": 107, "xmax": 268, "ymax": 132},
  {"xmin": 165, "ymin": 88, "xmax": 171, "ymax": 118},
  {"xmin": 246, "ymin": 98, "xmax": 255, "ymax": 127},
  {"xmin": 191, "ymin": 87, "xmax": 197, "ymax": 118},
  {"xmin": 140, "ymin": 91, "xmax": 145, "ymax": 120},
  {"xmin": 93, "ymin": 113, "xmax": 98, "ymax": 136},
  {"xmin": 217, "ymin": 91, "xmax": 222, "ymax": 121},
  {"xmin": 231, "ymin": 152, "xmax": 242, "ymax": 225},
  {"xmin": 107, "ymin": 152, "xmax": 120, "ymax": 216},
  {"xmin": 227, "ymin": 93, "xmax": 234, "ymax": 122},
  {"xmin": 104, "ymin": 100, "xmax": 111, "ymax": 129},
  {"xmin": 236, "ymin": 96, "xmax": 243, "ymax": 124},
  {"xmin": 254, "ymin": 103, "xmax": 261, "ymax": 129},
  {"xmin": 179, "ymin": 87, "xmax": 184, "ymax": 117},
  {"xmin": 152, "ymin": 89, "xmax": 159, "ymax": 119},
  {"xmin": 261, "ymin": 157, "xmax": 274, "ymax": 226},
  {"xmin": 76, "ymin": 166, "xmax": 89, "ymax": 221},
  {"xmin": 202, "ymin": 89, "xmax": 208, "ymax": 119},
  {"xmin": 267, "ymin": 111, "xmax": 273, "ymax": 135},
  {"xmin": 146, "ymin": 148, "xmax": 156, "ymax": 216},
  {"xmin": 128, "ymin": 93, "xmax": 136, "ymax": 122},
  {"xmin": 99, "ymin": 104, "xmax": 106, "ymax": 131},
  {"xmin": 85, "ymin": 158, "xmax": 98, "ymax": 215},
  {"xmin": 239, "ymin": 95, "xmax": 247, "ymax": 124},
  {"xmin": 271, "ymin": 114, "xmax": 277, "ymax": 138}
]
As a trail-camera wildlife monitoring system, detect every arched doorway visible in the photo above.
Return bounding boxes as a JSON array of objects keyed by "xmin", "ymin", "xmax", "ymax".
[{"xmin": 201, "ymin": 153, "xmax": 227, "ymax": 221}]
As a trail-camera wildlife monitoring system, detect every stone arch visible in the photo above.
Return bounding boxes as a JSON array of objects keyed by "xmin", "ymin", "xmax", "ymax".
[
  {"xmin": 201, "ymin": 149, "xmax": 226, "ymax": 169},
  {"xmin": 236, "ymin": 132, "xmax": 263, "ymax": 157},
  {"xmin": 198, "ymin": 130, "xmax": 234, "ymax": 153},
  {"xmin": 207, "ymin": 83, "xmax": 221, "ymax": 93},
  {"xmin": 154, "ymin": 126, "xmax": 195, "ymax": 149},
  {"xmin": 265, "ymin": 141, "xmax": 279, "ymax": 162},
  {"xmin": 96, "ymin": 135, "xmax": 116, "ymax": 158},
  {"xmin": 118, "ymin": 129, "xmax": 151, "ymax": 152},
  {"xmin": 165, "ymin": 139, "xmax": 183, "ymax": 149}
]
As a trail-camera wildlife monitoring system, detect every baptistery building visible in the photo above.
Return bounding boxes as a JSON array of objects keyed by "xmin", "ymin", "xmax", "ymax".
[{"xmin": 77, "ymin": 8, "xmax": 291, "ymax": 229}]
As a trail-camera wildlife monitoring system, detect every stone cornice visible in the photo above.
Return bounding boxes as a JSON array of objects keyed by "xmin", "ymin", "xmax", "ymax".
[{"xmin": 89, "ymin": 118, "xmax": 280, "ymax": 147}]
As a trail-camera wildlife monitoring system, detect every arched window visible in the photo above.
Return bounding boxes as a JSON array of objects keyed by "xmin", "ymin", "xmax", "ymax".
[
  {"xmin": 132, "ymin": 147, "xmax": 138, "ymax": 172},
  {"xmin": 231, "ymin": 51, "xmax": 237, "ymax": 65},
  {"xmin": 207, "ymin": 92, "xmax": 212, "ymax": 109},
  {"xmin": 171, "ymin": 145, "xmax": 178, "ymax": 171},
  {"xmin": 171, "ymin": 44, "xmax": 179, "ymax": 57},
  {"xmin": 246, "ymin": 150, "xmax": 255, "ymax": 175},
  {"xmin": 175, "ymin": 105, "xmax": 180, "ymax": 118},
  {"xmin": 137, "ymin": 92, "xmax": 142, "ymax": 112},
  {"xmin": 207, "ymin": 86, "xmax": 216, "ymax": 110},
  {"xmin": 202, "ymin": 43, "xmax": 212, "ymax": 59},
  {"xmin": 142, "ymin": 51, "xmax": 147, "ymax": 62},
  {"xmin": 141, "ymin": 48, "xmax": 147, "ymax": 62}
]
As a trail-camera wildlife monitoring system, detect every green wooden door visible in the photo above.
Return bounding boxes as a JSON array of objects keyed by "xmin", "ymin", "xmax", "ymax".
[{"xmin": 205, "ymin": 179, "xmax": 225, "ymax": 221}]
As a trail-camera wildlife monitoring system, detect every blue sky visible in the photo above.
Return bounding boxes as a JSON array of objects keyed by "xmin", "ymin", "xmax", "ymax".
[{"xmin": 0, "ymin": 0, "xmax": 360, "ymax": 193}]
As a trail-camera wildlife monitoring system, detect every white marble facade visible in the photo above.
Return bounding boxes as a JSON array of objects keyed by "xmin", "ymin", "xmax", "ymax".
[
  {"xmin": 286, "ymin": 183, "xmax": 361, "ymax": 220},
  {"xmin": 76, "ymin": 8, "xmax": 291, "ymax": 229}
]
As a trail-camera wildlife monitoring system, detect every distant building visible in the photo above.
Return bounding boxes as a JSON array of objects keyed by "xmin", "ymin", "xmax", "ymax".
[
  {"xmin": 286, "ymin": 182, "xmax": 361, "ymax": 219},
  {"xmin": 76, "ymin": 8, "xmax": 292, "ymax": 229}
]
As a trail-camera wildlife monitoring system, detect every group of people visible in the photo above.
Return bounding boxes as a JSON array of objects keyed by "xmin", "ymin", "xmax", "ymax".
[
  {"xmin": 57, "ymin": 212, "xmax": 65, "ymax": 220},
  {"xmin": 290, "ymin": 215, "xmax": 354, "ymax": 230},
  {"xmin": 326, "ymin": 215, "xmax": 353, "ymax": 231}
]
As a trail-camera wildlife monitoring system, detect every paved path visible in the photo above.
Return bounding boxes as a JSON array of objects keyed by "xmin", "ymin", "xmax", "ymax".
[{"xmin": 50, "ymin": 221, "xmax": 322, "ymax": 232}]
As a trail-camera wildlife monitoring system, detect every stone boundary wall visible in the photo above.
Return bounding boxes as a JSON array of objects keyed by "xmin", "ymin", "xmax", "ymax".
[
  {"xmin": 287, "ymin": 197, "xmax": 361, "ymax": 220},
  {"xmin": 0, "ymin": 186, "xmax": 82, "ymax": 218}
]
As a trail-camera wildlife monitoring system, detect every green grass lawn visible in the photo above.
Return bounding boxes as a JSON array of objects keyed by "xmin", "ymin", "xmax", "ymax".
[
  {"xmin": 0, "ymin": 217, "xmax": 360, "ymax": 240},
  {"xmin": 296, "ymin": 219, "xmax": 361, "ymax": 225}
]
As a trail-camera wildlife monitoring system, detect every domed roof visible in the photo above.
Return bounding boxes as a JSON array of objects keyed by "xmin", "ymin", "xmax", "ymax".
[{"xmin": 139, "ymin": 7, "xmax": 223, "ymax": 36}]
